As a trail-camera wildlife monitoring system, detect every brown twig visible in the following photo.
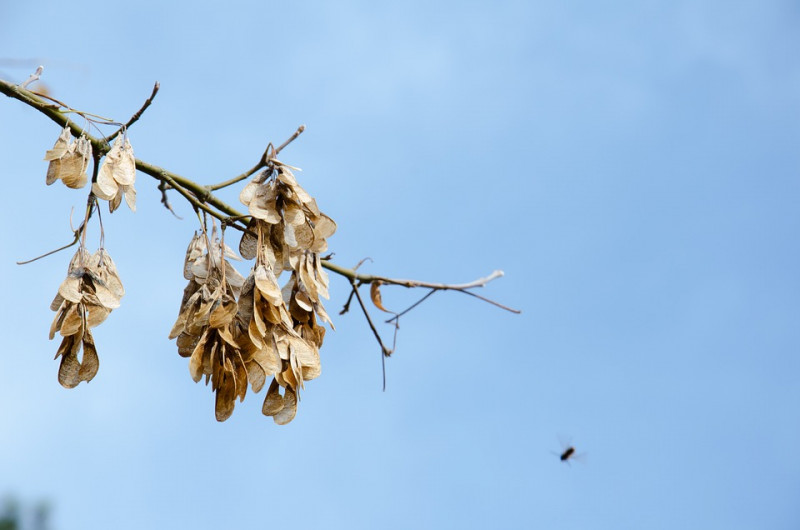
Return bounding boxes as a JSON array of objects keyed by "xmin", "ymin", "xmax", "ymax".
[
  {"xmin": 324, "ymin": 262, "xmax": 519, "ymax": 312},
  {"xmin": 205, "ymin": 162, "xmax": 263, "ymax": 192},
  {"xmin": 206, "ymin": 125, "xmax": 306, "ymax": 192},
  {"xmin": 158, "ymin": 180, "xmax": 182, "ymax": 219},
  {"xmin": 16, "ymin": 234, "xmax": 81, "ymax": 265},
  {"xmin": 386, "ymin": 289, "xmax": 437, "ymax": 323},
  {"xmin": 339, "ymin": 289, "xmax": 357, "ymax": 315},
  {"xmin": 274, "ymin": 125, "xmax": 305, "ymax": 156},
  {"xmin": 349, "ymin": 280, "xmax": 392, "ymax": 390},
  {"xmin": 106, "ymin": 81, "xmax": 160, "ymax": 143}
]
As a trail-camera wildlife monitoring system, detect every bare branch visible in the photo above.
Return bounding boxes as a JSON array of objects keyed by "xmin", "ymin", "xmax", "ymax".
[
  {"xmin": 349, "ymin": 281, "xmax": 391, "ymax": 390},
  {"xmin": 206, "ymin": 125, "xmax": 305, "ymax": 192},
  {"xmin": 107, "ymin": 81, "xmax": 160, "ymax": 142},
  {"xmin": 1, "ymin": 77, "xmax": 517, "ymax": 317},
  {"xmin": 339, "ymin": 289, "xmax": 356, "ymax": 315},
  {"xmin": 386, "ymin": 289, "xmax": 437, "ymax": 323},
  {"xmin": 205, "ymin": 162, "xmax": 263, "ymax": 192},
  {"xmin": 455, "ymin": 289, "xmax": 521, "ymax": 314},
  {"xmin": 16, "ymin": 234, "xmax": 80, "ymax": 265},
  {"xmin": 18, "ymin": 190, "xmax": 96, "ymax": 264},
  {"xmin": 158, "ymin": 180, "xmax": 182, "ymax": 219},
  {"xmin": 273, "ymin": 125, "xmax": 305, "ymax": 156}
]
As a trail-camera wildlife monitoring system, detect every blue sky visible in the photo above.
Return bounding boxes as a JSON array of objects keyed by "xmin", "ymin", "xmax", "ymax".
[{"xmin": 1, "ymin": 1, "xmax": 799, "ymax": 529}]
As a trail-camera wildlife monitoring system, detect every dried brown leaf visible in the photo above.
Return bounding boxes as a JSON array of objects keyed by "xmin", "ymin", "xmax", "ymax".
[{"xmin": 370, "ymin": 281, "xmax": 390, "ymax": 312}]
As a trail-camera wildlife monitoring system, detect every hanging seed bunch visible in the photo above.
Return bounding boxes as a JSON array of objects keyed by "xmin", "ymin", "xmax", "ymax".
[
  {"xmin": 170, "ymin": 159, "xmax": 336, "ymax": 424},
  {"xmin": 49, "ymin": 247, "xmax": 125, "ymax": 388},
  {"xmin": 240, "ymin": 160, "xmax": 336, "ymax": 423},
  {"xmin": 169, "ymin": 226, "xmax": 251, "ymax": 421},
  {"xmin": 92, "ymin": 133, "xmax": 137, "ymax": 213},
  {"xmin": 43, "ymin": 126, "xmax": 91, "ymax": 189}
]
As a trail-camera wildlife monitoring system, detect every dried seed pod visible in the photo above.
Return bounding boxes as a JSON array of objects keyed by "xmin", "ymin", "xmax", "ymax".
[
  {"xmin": 233, "ymin": 161, "xmax": 338, "ymax": 423},
  {"xmin": 171, "ymin": 228, "xmax": 255, "ymax": 421},
  {"xmin": 169, "ymin": 159, "xmax": 338, "ymax": 424},
  {"xmin": 48, "ymin": 247, "xmax": 124, "ymax": 387},
  {"xmin": 92, "ymin": 134, "xmax": 137, "ymax": 212},
  {"xmin": 44, "ymin": 127, "xmax": 90, "ymax": 189}
]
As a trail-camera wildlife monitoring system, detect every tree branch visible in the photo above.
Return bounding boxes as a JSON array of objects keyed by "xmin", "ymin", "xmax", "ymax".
[
  {"xmin": 349, "ymin": 280, "xmax": 391, "ymax": 390},
  {"xmin": 206, "ymin": 125, "xmax": 306, "ymax": 192},
  {"xmin": 1, "ymin": 77, "xmax": 518, "ymax": 318}
]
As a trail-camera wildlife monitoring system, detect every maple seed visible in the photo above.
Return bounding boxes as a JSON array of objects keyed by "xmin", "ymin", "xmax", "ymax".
[
  {"xmin": 93, "ymin": 134, "xmax": 137, "ymax": 212},
  {"xmin": 44, "ymin": 127, "xmax": 90, "ymax": 189}
]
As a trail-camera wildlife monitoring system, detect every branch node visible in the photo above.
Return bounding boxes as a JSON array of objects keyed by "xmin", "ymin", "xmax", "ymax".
[{"xmin": 20, "ymin": 65, "xmax": 43, "ymax": 89}]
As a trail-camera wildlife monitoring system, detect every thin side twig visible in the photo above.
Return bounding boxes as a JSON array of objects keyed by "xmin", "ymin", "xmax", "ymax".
[
  {"xmin": 18, "ymin": 186, "xmax": 97, "ymax": 264},
  {"xmin": 386, "ymin": 289, "xmax": 437, "ymax": 323},
  {"xmin": 350, "ymin": 280, "xmax": 392, "ymax": 391},
  {"xmin": 274, "ymin": 125, "xmax": 305, "ymax": 156},
  {"xmin": 206, "ymin": 125, "xmax": 305, "ymax": 192},
  {"xmin": 158, "ymin": 180, "xmax": 182, "ymax": 219},
  {"xmin": 107, "ymin": 81, "xmax": 160, "ymax": 142},
  {"xmin": 16, "ymin": 235, "xmax": 80, "ymax": 265},
  {"xmin": 205, "ymin": 162, "xmax": 263, "ymax": 191},
  {"xmin": 20, "ymin": 65, "xmax": 43, "ymax": 89}
]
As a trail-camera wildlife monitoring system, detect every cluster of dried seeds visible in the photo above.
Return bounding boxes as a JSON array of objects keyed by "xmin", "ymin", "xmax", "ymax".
[
  {"xmin": 170, "ymin": 160, "xmax": 336, "ymax": 423},
  {"xmin": 92, "ymin": 134, "xmax": 137, "ymax": 212},
  {"xmin": 49, "ymin": 247, "xmax": 124, "ymax": 388},
  {"xmin": 43, "ymin": 125, "xmax": 137, "ymax": 213},
  {"xmin": 44, "ymin": 126, "xmax": 91, "ymax": 189},
  {"xmin": 169, "ymin": 228, "xmax": 250, "ymax": 421}
]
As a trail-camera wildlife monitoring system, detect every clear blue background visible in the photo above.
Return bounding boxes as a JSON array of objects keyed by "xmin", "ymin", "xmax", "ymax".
[{"xmin": 1, "ymin": 1, "xmax": 799, "ymax": 529}]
